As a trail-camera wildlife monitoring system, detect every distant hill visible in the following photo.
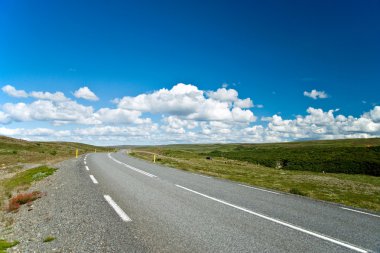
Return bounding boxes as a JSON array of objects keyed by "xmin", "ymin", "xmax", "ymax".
[
  {"xmin": 0, "ymin": 135, "xmax": 112, "ymax": 166},
  {"xmin": 135, "ymin": 138, "xmax": 380, "ymax": 176}
]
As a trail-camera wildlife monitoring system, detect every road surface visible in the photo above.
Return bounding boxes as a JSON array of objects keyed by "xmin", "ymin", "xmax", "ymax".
[{"xmin": 79, "ymin": 152, "xmax": 380, "ymax": 252}]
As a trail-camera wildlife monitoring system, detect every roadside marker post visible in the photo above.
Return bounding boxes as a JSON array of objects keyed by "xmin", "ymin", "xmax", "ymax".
[
  {"xmin": 153, "ymin": 154, "xmax": 156, "ymax": 163},
  {"xmin": 76, "ymin": 149, "xmax": 78, "ymax": 158}
]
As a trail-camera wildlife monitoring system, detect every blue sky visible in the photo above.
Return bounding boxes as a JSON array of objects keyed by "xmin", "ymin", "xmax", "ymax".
[{"xmin": 0, "ymin": 0, "xmax": 379, "ymax": 145}]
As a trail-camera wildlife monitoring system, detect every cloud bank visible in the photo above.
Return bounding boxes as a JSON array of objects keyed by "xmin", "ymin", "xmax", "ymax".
[{"xmin": 0, "ymin": 83, "xmax": 379, "ymax": 145}]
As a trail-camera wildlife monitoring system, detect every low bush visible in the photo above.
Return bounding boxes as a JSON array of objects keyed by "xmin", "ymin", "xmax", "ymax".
[{"xmin": 6, "ymin": 191, "xmax": 43, "ymax": 212}]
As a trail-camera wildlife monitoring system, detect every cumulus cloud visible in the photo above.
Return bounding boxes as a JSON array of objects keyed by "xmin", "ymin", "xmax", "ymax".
[
  {"xmin": 117, "ymin": 83, "xmax": 256, "ymax": 123},
  {"xmin": 2, "ymin": 85, "xmax": 69, "ymax": 101},
  {"xmin": 74, "ymin": 86, "xmax": 99, "ymax": 101},
  {"xmin": 1, "ymin": 82, "xmax": 379, "ymax": 145},
  {"xmin": 29, "ymin": 91, "xmax": 69, "ymax": 101},
  {"xmin": 2, "ymin": 85, "xmax": 28, "ymax": 98},
  {"xmin": 303, "ymin": 89, "xmax": 328, "ymax": 99}
]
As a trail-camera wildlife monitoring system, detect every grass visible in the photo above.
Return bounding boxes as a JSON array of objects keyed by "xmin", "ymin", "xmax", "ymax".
[
  {"xmin": 130, "ymin": 139, "xmax": 380, "ymax": 212},
  {"xmin": 43, "ymin": 236, "xmax": 55, "ymax": 243},
  {"xmin": 0, "ymin": 166, "xmax": 56, "ymax": 211},
  {"xmin": 0, "ymin": 239, "xmax": 19, "ymax": 253}
]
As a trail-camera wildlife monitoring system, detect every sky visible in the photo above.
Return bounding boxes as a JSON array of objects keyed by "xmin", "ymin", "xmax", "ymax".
[{"xmin": 0, "ymin": 0, "xmax": 379, "ymax": 145}]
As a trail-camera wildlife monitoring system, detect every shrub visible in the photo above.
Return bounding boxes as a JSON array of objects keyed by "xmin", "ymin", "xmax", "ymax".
[
  {"xmin": 6, "ymin": 191, "xmax": 43, "ymax": 212},
  {"xmin": 50, "ymin": 150, "xmax": 57, "ymax": 156}
]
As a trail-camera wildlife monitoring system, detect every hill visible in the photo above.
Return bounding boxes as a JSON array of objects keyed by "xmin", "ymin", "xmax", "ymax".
[
  {"xmin": 138, "ymin": 138, "xmax": 380, "ymax": 176},
  {"xmin": 0, "ymin": 135, "xmax": 112, "ymax": 167}
]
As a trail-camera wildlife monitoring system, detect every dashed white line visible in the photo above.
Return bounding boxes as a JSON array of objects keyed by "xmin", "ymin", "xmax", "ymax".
[
  {"xmin": 89, "ymin": 175, "xmax": 98, "ymax": 184},
  {"xmin": 340, "ymin": 207, "xmax": 380, "ymax": 218},
  {"xmin": 104, "ymin": 195, "xmax": 132, "ymax": 222},
  {"xmin": 85, "ymin": 165, "xmax": 89, "ymax": 171},
  {"xmin": 108, "ymin": 153, "xmax": 157, "ymax": 178},
  {"xmin": 175, "ymin": 184, "xmax": 368, "ymax": 253},
  {"xmin": 199, "ymin": 174, "xmax": 212, "ymax": 179},
  {"xmin": 238, "ymin": 184, "xmax": 281, "ymax": 195},
  {"xmin": 84, "ymin": 161, "xmax": 87, "ymax": 165}
]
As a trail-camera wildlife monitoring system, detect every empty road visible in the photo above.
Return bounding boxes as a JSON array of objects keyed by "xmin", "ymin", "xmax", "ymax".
[{"xmin": 79, "ymin": 152, "xmax": 380, "ymax": 252}]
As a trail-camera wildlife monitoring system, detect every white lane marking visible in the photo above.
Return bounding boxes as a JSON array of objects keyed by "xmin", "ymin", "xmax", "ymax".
[
  {"xmin": 104, "ymin": 195, "xmax": 132, "ymax": 222},
  {"xmin": 238, "ymin": 184, "xmax": 281, "ymax": 195},
  {"xmin": 198, "ymin": 174, "xmax": 212, "ymax": 179},
  {"xmin": 107, "ymin": 153, "xmax": 157, "ymax": 178},
  {"xmin": 85, "ymin": 165, "xmax": 89, "ymax": 171},
  {"xmin": 175, "ymin": 184, "xmax": 368, "ymax": 253},
  {"xmin": 84, "ymin": 160, "xmax": 87, "ymax": 165},
  {"xmin": 340, "ymin": 207, "xmax": 380, "ymax": 218},
  {"xmin": 89, "ymin": 175, "xmax": 98, "ymax": 184}
]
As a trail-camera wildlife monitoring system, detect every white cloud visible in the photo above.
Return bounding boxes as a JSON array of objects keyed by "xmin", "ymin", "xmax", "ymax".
[
  {"xmin": 94, "ymin": 108, "xmax": 151, "ymax": 125},
  {"xmin": 2, "ymin": 85, "xmax": 69, "ymax": 101},
  {"xmin": 1, "ymin": 83, "xmax": 379, "ymax": 145},
  {"xmin": 207, "ymin": 88, "xmax": 238, "ymax": 102},
  {"xmin": 117, "ymin": 83, "xmax": 256, "ymax": 123},
  {"xmin": 303, "ymin": 89, "xmax": 328, "ymax": 99},
  {"xmin": 0, "ymin": 111, "xmax": 10, "ymax": 124},
  {"xmin": 74, "ymin": 86, "xmax": 99, "ymax": 101},
  {"xmin": 29, "ymin": 91, "xmax": 68, "ymax": 102},
  {"xmin": 235, "ymin": 98, "xmax": 254, "ymax": 108},
  {"xmin": 2, "ymin": 85, "xmax": 28, "ymax": 98}
]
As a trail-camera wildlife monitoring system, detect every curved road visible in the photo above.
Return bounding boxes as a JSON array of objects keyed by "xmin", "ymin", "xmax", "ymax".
[{"xmin": 80, "ymin": 152, "xmax": 380, "ymax": 252}]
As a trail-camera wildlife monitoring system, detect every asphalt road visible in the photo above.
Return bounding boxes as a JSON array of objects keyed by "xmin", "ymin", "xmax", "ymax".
[{"xmin": 80, "ymin": 152, "xmax": 380, "ymax": 252}]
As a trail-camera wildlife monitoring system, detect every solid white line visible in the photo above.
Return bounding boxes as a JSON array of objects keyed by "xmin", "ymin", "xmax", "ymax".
[
  {"xmin": 238, "ymin": 184, "xmax": 281, "ymax": 195},
  {"xmin": 104, "ymin": 195, "xmax": 131, "ymax": 222},
  {"xmin": 85, "ymin": 165, "xmax": 89, "ymax": 171},
  {"xmin": 340, "ymin": 207, "xmax": 380, "ymax": 218},
  {"xmin": 108, "ymin": 153, "xmax": 157, "ymax": 178},
  {"xmin": 89, "ymin": 175, "xmax": 98, "ymax": 184},
  {"xmin": 199, "ymin": 174, "xmax": 212, "ymax": 179},
  {"xmin": 175, "ymin": 184, "xmax": 368, "ymax": 253}
]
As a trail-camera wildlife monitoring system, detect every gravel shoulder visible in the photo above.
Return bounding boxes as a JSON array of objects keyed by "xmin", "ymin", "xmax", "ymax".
[{"xmin": 2, "ymin": 156, "xmax": 145, "ymax": 252}]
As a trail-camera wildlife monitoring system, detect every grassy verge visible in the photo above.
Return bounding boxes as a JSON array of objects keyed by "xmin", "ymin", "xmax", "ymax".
[
  {"xmin": 0, "ymin": 239, "xmax": 19, "ymax": 253},
  {"xmin": 0, "ymin": 166, "xmax": 57, "ymax": 209},
  {"xmin": 130, "ymin": 149, "xmax": 380, "ymax": 212}
]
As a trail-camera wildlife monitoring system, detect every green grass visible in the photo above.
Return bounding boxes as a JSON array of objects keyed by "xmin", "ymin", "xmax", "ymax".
[
  {"xmin": 0, "ymin": 166, "xmax": 57, "ymax": 209},
  {"xmin": 2, "ymin": 166, "xmax": 56, "ymax": 196},
  {"xmin": 0, "ymin": 239, "xmax": 19, "ymax": 253},
  {"xmin": 130, "ymin": 139, "xmax": 380, "ymax": 212},
  {"xmin": 43, "ymin": 236, "xmax": 55, "ymax": 243}
]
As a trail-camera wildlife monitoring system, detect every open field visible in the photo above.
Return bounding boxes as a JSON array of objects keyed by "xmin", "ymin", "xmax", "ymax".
[{"xmin": 130, "ymin": 138, "xmax": 380, "ymax": 211}]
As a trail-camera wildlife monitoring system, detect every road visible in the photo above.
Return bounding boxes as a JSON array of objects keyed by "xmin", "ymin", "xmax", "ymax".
[{"xmin": 80, "ymin": 152, "xmax": 380, "ymax": 252}]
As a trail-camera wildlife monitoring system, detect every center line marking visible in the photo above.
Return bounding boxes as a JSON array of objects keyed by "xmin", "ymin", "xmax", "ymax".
[
  {"xmin": 238, "ymin": 184, "xmax": 281, "ymax": 195},
  {"xmin": 108, "ymin": 153, "xmax": 157, "ymax": 178},
  {"xmin": 85, "ymin": 165, "xmax": 89, "ymax": 171},
  {"xmin": 340, "ymin": 207, "xmax": 380, "ymax": 218},
  {"xmin": 175, "ymin": 184, "xmax": 368, "ymax": 253},
  {"xmin": 89, "ymin": 175, "xmax": 98, "ymax": 184},
  {"xmin": 104, "ymin": 195, "xmax": 132, "ymax": 222}
]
